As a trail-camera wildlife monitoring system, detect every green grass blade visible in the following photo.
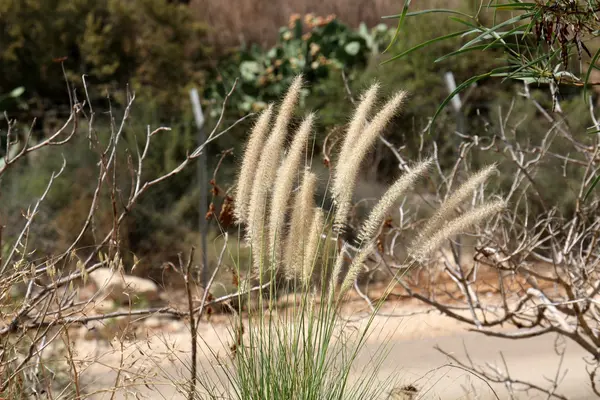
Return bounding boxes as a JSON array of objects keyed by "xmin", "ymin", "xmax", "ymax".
[
  {"xmin": 584, "ymin": 174, "xmax": 600, "ymax": 201},
  {"xmin": 383, "ymin": 9, "xmax": 473, "ymax": 19},
  {"xmin": 584, "ymin": 47, "xmax": 600, "ymax": 104},
  {"xmin": 383, "ymin": 0, "xmax": 411, "ymax": 54},
  {"xmin": 482, "ymin": 24, "xmax": 530, "ymax": 51},
  {"xmin": 488, "ymin": 2, "xmax": 537, "ymax": 11},
  {"xmin": 429, "ymin": 72, "xmax": 493, "ymax": 135},
  {"xmin": 382, "ymin": 30, "xmax": 470, "ymax": 65},
  {"xmin": 449, "ymin": 16, "xmax": 479, "ymax": 28},
  {"xmin": 459, "ymin": 12, "xmax": 534, "ymax": 50},
  {"xmin": 435, "ymin": 42, "xmax": 516, "ymax": 63}
]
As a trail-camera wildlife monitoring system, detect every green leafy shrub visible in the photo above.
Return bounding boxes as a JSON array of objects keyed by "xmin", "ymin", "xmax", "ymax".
[
  {"xmin": 203, "ymin": 14, "xmax": 393, "ymax": 117},
  {"xmin": 301, "ymin": 12, "xmax": 500, "ymax": 176},
  {"xmin": 0, "ymin": 87, "xmax": 24, "ymax": 110},
  {"xmin": 0, "ymin": 0, "xmax": 209, "ymax": 122},
  {"xmin": 384, "ymin": 1, "xmax": 600, "ymax": 133}
]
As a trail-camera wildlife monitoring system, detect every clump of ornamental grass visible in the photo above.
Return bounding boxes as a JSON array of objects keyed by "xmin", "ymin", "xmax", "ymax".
[
  {"xmin": 332, "ymin": 90, "xmax": 408, "ymax": 233},
  {"xmin": 234, "ymin": 104, "xmax": 274, "ymax": 225},
  {"xmin": 218, "ymin": 77, "xmax": 505, "ymax": 400},
  {"xmin": 268, "ymin": 113, "xmax": 315, "ymax": 271},
  {"xmin": 246, "ymin": 75, "xmax": 303, "ymax": 274},
  {"xmin": 283, "ymin": 170, "xmax": 317, "ymax": 280}
]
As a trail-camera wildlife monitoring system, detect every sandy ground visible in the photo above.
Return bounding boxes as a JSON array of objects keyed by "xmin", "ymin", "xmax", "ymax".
[{"xmin": 72, "ymin": 300, "xmax": 595, "ymax": 400}]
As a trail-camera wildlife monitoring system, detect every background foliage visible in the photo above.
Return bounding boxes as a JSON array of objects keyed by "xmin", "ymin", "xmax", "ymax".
[
  {"xmin": 0, "ymin": 0, "xmax": 208, "ymax": 124},
  {"xmin": 1, "ymin": 0, "xmax": 597, "ymax": 280},
  {"xmin": 204, "ymin": 14, "xmax": 394, "ymax": 117}
]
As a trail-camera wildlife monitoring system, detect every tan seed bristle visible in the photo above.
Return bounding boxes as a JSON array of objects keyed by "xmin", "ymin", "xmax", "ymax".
[
  {"xmin": 419, "ymin": 164, "xmax": 497, "ymax": 242},
  {"xmin": 409, "ymin": 200, "xmax": 506, "ymax": 262},
  {"xmin": 234, "ymin": 105, "xmax": 274, "ymax": 224},
  {"xmin": 333, "ymin": 91, "xmax": 408, "ymax": 231},
  {"xmin": 358, "ymin": 159, "xmax": 432, "ymax": 243},
  {"xmin": 269, "ymin": 114, "xmax": 315, "ymax": 270}
]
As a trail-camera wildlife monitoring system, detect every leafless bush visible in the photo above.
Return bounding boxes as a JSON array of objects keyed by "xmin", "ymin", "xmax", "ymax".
[
  {"xmin": 0, "ymin": 76, "xmax": 254, "ymax": 398},
  {"xmin": 348, "ymin": 81, "xmax": 600, "ymax": 398}
]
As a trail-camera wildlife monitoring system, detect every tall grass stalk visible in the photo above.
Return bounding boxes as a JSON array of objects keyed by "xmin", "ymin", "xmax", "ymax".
[{"xmin": 187, "ymin": 77, "xmax": 504, "ymax": 400}]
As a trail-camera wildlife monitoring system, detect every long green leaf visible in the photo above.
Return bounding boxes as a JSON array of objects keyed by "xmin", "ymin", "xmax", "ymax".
[
  {"xmin": 584, "ymin": 47, "xmax": 600, "ymax": 104},
  {"xmin": 383, "ymin": 0, "xmax": 411, "ymax": 54},
  {"xmin": 382, "ymin": 30, "xmax": 470, "ymax": 65},
  {"xmin": 429, "ymin": 72, "xmax": 493, "ymax": 135},
  {"xmin": 586, "ymin": 128, "xmax": 600, "ymax": 135},
  {"xmin": 488, "ymin": 2, "xmax": 536, "ymax": 11},
  {"xmin": 482, "ymin": 24, "xmax": 530, "ymax": 52},
  {"xmin": 584, "ymin": 175, "xmax": 600, "ymax": 201},
  {"xmin": 459, "ymin": 12, "xmax": 534, "ymax": 50},
  {"xmin": 435, "ymin": 42, "xmax": 522, "ymax": 63},
  {"xmin": 449, "ymin": 16, "xmax": 479, "ymax": 29},
  {"xmin": 434, "ymin": 26, "xmax": 532, "ymax": 64},
  {"xmin": 383, "ymin": 8, "xmax": 472, "ymax": 19}
]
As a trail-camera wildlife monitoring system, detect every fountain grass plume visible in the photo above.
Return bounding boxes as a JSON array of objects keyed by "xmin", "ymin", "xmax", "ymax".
[
  {"xmin": 333, "ymin": 91, "xmax": 407, "ymax": 232},
  {"xmin": 418, "ymin": 164, "xmax": 497, "ymax": 242},
  {"xmin": 234, "ymin": 104, "xmax": 274, "ymax": 225},
  {"xmin": 269, "ymin": 113, "xmax": 315, "ymax": 270},
  {"xmin": 247, "ymin": 76, "xmax": 303, "ymax": 272},
  {"xmin": 302, "ymin": 207, "xmax": 325, "ymax": 286},
  {"xmin": 409, "ymin": 199, "xmax": 506, "ymax": 262},
  {"xmin": 334, "ymin": 84, "xmax": 380, "ymax": 201},
  {"xmin": 339, "ymin": 243, "xmax": 375, "ymax": 297},
  {"xmin": 357, "ymin": 159, "xmax": 432, "ymax": 244},
  {"xmin": 284, "ymin": 170, "xmax": 317, "ymax": 278}
]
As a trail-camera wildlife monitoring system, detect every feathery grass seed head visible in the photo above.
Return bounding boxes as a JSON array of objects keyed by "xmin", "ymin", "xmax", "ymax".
[
  {"xmin": 271, "ymin": 75, "xmax": 303, "ymax": 144},
  {"xmin": 269, "ymin": 114, "xmax": 315, "ymax": 270},
  {"xmin": 234, "ymin": 104, "xmax": 274, "ymax": 224},
  {"xmin": 337, "ymin": 84, "xmax": 380, "ymax": 178},
  {"xmin": 247, "ymin": 77, "xmax": 303, "ymax": 273},
  {"xmin": 358, "ymin": 159, "xmax": 432, "ymax": 243},
  {"xmin": 409, "ymin": 199, "xmax": 506, "ymax": 262},
  {"xmin": 339, "ymin": 243, "xmax": 374, "ymax": 296},
  {"xmin": 284, "ymin": 170, "xmax": 317, "ymax": 278},
  {"xmin": 302, "ymin": 207, "xmax": 324, "ymax": 286},
  {"xmin": 333, "ymin": 91, "xmax": 408, "ymax": 231},
  {"xmin": 419, "ymin": 164, "xmax": 497, "ymax": 241},
  {"xmin": 328, "ymin": 250, "xmax": 346, "ymax": 303}
]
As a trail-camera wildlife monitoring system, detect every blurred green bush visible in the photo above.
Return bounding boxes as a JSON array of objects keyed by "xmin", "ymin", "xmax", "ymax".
[
  {"xmin": 0, "ymin": 0, "xmax": 208, "ymax": 123},
  {"xmin": 203, "ymin": 13, "xmax": 393, "ymax": 117},
  {"xmin": 3, "ymin": 2, "xmax": 591, "ymax": 282}
]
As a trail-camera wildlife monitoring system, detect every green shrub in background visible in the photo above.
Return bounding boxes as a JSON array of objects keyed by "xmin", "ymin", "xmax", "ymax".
[
  {"xmin": 5, "ymin": 1, "xmax": 589, "ymax": 282},
  {"xmin": 386, "ymin": 1, "xmax": 600, "ymax": 110},
  {"xmin": 302, "ymin": 11, "xmax": 500, "ymax": 174},
  {"xmin": 0, "ymin": 0, "xmax": 210, "ymax": 271},
  {"xmin": 203, "ymin": 14, "xmax": 394, "ymax": 117},
  {"xmin": 0, "ymin": 87, "xmax": 24, "ymax": 110},
  {"xmin": 0, "ymin": 0, "xmax": 209, "ymax": 123},
  {"xmin": 0, "ymin": 87, "xmax": 24, "ymax": 159}
]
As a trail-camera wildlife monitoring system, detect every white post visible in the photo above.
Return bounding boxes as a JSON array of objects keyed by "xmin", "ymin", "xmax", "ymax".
[
  {"xmin": 189, "ymin": 88, "xmax": 208, "ymax": 287},
  {"xmin": 443, "ymin": 71, "xmax": 465, "ymax": 262},
  {"xmin": 444, "ymin": 71, "xmax": 465, "ymax": 135}
]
